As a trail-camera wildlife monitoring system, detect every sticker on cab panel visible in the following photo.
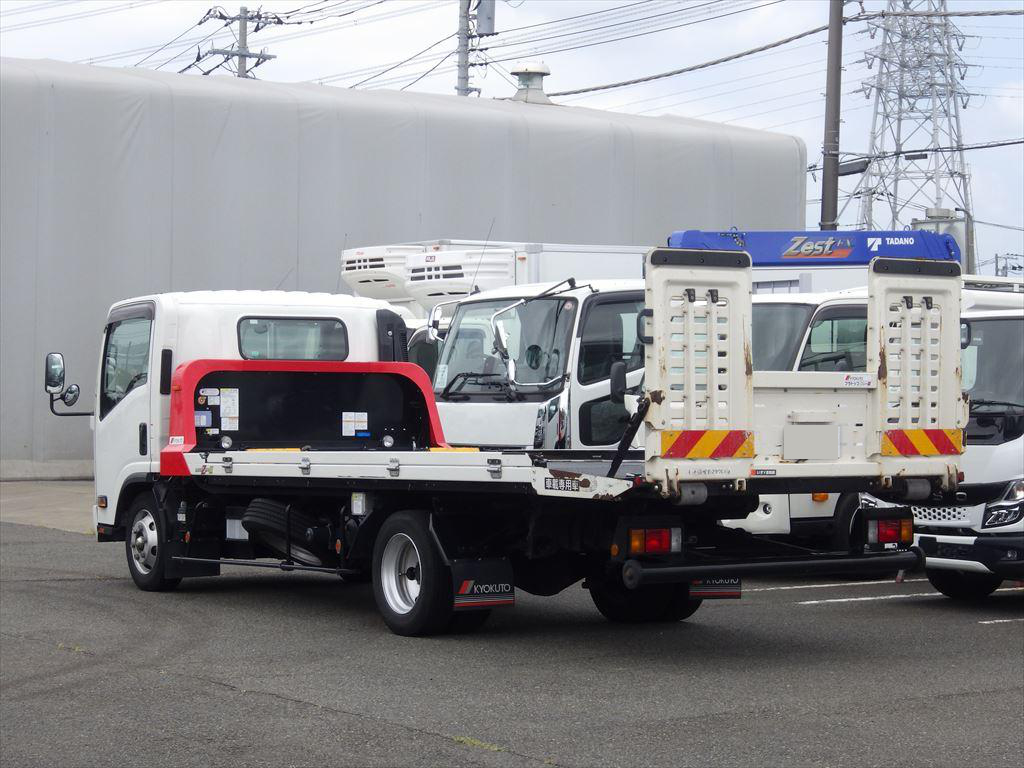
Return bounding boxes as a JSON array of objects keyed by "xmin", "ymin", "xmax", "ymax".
[
  {"xmin": 195, "ymin": 411, "xmax": 213, "ymax": 428},
  {"xmin": 842, "ymin": 373, "xmax": 874, "ymax": 388},
  {"xmin": 220, "ymin": 388, "xmax": 239, "ymax": 418},
  {"xmin": 221, "ymin": 417, "xmax": 239, "ymax": 432},
  {"xmin": 342, "ymin": 411, "xmax": 368, "ymax": 437},
  {"xmin": 169, "ymin": 436, "xmax": 184, "ymax": 446},
  {"xmin": 199, "ymin": 388, "xmax": 219, "ymax": 396}
]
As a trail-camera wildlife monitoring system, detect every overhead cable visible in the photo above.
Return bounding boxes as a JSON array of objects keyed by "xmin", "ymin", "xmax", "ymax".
[
  {"xmin": 0, "ymin": 0, "xmax": 164, "ymax": 33},
  {"xmin": 350, "ymin": 32, "xmax": 456, "ymax": 88},
  {"xmin": 548, "ymin": 7, "xmax": 1024, "ymax": 98}
]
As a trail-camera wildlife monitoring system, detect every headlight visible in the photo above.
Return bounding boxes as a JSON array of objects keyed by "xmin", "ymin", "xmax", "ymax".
[
  {"xmin": 1002, "ymin": 479, "xmax": 1024, "ymax": 503},
  {"xmin": 982, "ymin": 480, "xmax": 1024, "ymax": 528}
]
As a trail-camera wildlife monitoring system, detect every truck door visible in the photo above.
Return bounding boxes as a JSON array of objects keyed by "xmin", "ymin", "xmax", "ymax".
[
  {"xmin": 94, "ymin": 302, "xmax": 155, "ymax": 517},
  {"xmin": 570, "ymin": 292, "xmax": 645, "ymax": 448}
]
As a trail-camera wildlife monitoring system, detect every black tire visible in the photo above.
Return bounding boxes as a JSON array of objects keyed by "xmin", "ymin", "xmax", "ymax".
[
  {"xmin": 448, "ymin": 609, "xmax": 492, "ymax": 634},
  {"xmin": 124, "ymin": 493, "xmax": 181, "ymax": 592},
  {"xmin": 831, "ymin": 493, "xmax": 865, "ymax": 551},
  {"xmin": 241, "ymin": 499, "xmax": 324, "ymax": 567},
  {"xmin": 589, "ymin": 576, "xmax": 702, "ymax": 623},
  {"xmin": 926, "ymin": 568, "xmax": 1002, "ymax": 601},
  {"xmin": 371, "ymin": 510, "xmax": 453, "ymax": 636}
]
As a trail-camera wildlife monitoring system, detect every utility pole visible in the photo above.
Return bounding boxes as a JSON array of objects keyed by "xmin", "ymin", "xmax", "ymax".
[
  {"xmin": 819, "ymin": 0, "xmax": 844, "ymax": 231},
  {"xmin": 456, "ymin": 0, "xmax": 471, "ymax": 96},
  {"xmin": 455, "ymin": 0, "xmax": 495, "ymax": 96},
  {"xmin": 209, "ymin": 6, "xmax": 276, "ymax": 78}
]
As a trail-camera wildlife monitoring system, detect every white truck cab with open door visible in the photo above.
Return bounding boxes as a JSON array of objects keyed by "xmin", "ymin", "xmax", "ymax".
[{"xmin": 44, "ymin": 291, "xmax": 406, "ymax": 539}]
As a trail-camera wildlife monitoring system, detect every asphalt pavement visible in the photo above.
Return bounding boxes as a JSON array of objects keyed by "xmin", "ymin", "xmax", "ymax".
[{"xmin": 1, "ymin": 488, "xmax": 1022, "ymax": 767}]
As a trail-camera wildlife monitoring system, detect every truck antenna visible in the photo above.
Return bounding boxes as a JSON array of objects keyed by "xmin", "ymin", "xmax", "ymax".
[{"xmin": 469, "ymin": 217, "xmax": 496, "ymax": 294}]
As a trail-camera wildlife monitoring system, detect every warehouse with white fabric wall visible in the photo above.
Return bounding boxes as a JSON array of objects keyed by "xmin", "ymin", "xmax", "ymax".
[{"xmin": 0, "ymin": 57, "xmax": 806, "ymax": 478}]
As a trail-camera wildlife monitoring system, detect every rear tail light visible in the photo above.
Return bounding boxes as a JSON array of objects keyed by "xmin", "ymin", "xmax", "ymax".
[
  {"xmin": 867, "ymin": 518, "xmax": 913, "ymax": 545},
  {"xmin": 629, "ymin": 527, "xmax": 683, "ymax": 555}
]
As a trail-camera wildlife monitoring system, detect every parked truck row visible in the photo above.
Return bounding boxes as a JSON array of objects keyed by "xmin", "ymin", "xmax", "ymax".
[{"xmin": 45, "ymin": 240, "xmax": 983, "ymax": 635}]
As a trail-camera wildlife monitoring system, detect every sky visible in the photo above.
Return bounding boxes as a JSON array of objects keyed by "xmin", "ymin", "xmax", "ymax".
[{"xmin": 1, "ymin": 0, "xmax": 1022, "ymax": 272}]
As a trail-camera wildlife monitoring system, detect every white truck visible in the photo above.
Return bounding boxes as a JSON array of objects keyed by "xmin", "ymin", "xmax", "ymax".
[
  {"xmin": 726, "ymin": 276, "xmax": 1024, "ymax": 549},
  {"xmin": 45, "ymin": 249, "xmax": 962, "ymax": 635},
  {"xmin": 884, "ymin": 304, "xmax": 1023, "ymax": 600}
]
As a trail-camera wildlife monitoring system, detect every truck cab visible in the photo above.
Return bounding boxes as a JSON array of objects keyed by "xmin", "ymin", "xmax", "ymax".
[
  {"xmin": 904, "ymin": 306, "xmax": 1024, "ymax": 599},
  {"xmin": 431, "ymin": 280, "xmax": 644, "ymax": 449},
  {"xmin": 44, "ymin": 291, "xmax": 406, "ymax": 539}
]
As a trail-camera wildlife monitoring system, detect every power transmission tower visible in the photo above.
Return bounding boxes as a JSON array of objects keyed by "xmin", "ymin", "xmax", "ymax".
[
  {"xmin": 856, "ymin": 0, "xmax": 975, "ymax": 265},
  {"xmin": 456, "ymin": 0, "xmax": 496, "ymax": 96},
  {"xmin": 208, "ymin": 6, "xmax": 276, "ymax": 78}
]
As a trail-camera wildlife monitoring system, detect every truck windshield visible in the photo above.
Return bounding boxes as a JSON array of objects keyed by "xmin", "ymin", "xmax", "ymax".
[
  {"xmin": 751, "ymin": 303, "xmax": 814, "ymax": 370},
  {"xmin": 962, "ymin": 318, "xmax": 1024, "ymax": 408},
  {"xmin": 434, "ymin": 298, "xmax": 577, "ymax": 396}
]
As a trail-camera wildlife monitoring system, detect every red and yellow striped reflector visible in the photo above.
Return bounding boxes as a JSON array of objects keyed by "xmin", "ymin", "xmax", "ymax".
[
  {"xmin": 660, "ymin": 430, "xmax": 754, "ymax": 459},
  {"xmin": 881, "ymin": 429, "xmax": 963, "ymax": 456}
]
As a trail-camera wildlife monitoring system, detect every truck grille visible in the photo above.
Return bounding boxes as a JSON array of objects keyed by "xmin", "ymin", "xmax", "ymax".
[{"xmin": 911, "ymin": 505, "xmax": 969, "ymax": 523}]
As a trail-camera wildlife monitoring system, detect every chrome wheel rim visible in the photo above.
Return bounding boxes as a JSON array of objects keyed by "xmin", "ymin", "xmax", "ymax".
[
  {"xmin": 380, "ymin": 533, "xmax": 421, "ymax": 615},
  {"xmin": 130, "ymin": 510, "xmax": 159, "ymax": 575}
]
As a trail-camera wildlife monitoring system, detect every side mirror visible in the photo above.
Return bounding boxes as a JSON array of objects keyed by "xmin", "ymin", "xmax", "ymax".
[
  {"xmin": 62, "ymin": 384, "xmax": 81, "ymax": 407},
  {"xmin": 609, "ymin": 360, "xmax": 627, "ymax": 404},
  {"xmin": 45, "ymin": 353, "xmax": 65, "ymax": 394},
  {"xmin": 427, "ymin": 304, "xmax": 444, "ymax": 342},
  {"xmin": 960, "ymin": 321, "xmax": 972, "ymax": 350}
]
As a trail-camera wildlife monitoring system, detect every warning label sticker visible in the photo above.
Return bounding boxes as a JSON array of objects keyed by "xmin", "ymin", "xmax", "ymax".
[{"xmin": 342, "ymin": 411, "xmax": 368, "ymax": 437}]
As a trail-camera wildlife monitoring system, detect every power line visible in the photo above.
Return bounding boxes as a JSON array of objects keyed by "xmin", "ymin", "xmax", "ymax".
[
  {"xmin": 350, "ymin": 32, "xmax": 456, "ymax": 88},
  {"xmin": 479, "ymin": 0, "xmax": 786, "ymax": 67},
  {"xmin": 804, "ymin": 138, "xmax": 1024, "ymax": 173},
  {"xmin": 0, "ymin": 0, "xmax": 80, "ymax": 19},
  {"xmin": 547, "ymin": 6, "xmax": 1024, "ymax": 98},
  {"xmin": 974, "ymin": 220, "xmax": 1024, "ymax": 232},
  {"xmin": 321, "ymin": 0, "xmax": 741, "ymax": 88},
  {"xmin": 400, "ymin": 48, "xmax": 460, "ymax": 91},
  {"xmin": 135, "ymin": 14, "xmax": 208, "ymax": 67},
  {"xmin": 481, "ymin": 0, "xmax": 728, "ymax": 51},
  {"xmin": 0, "ymin": 0, "xmax": 164, "ymax": 33}
]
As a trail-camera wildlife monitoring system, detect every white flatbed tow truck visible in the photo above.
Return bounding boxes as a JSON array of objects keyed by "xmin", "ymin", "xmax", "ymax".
[{"xmin": 45, "ymin": 248, "xmax": 965, "ymax": 635}]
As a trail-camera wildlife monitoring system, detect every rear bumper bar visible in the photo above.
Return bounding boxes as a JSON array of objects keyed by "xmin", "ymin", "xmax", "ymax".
[{"xmin": 621, "ymin": 548, "xmax": 923, "ymax": 589}]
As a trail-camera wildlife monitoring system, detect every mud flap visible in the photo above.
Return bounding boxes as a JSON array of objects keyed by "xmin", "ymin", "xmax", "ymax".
[
  {"xmin": 689, "ymin": 577, "xmax": 741, "ymax": 599},
  {"xmin": 451, "ymin": 558, "xmax": 515, "ymax": 610}
]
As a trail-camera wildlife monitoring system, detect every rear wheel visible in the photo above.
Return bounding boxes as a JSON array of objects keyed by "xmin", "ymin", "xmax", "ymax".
[
  {"xmin": 372, "ymin": 511, "xmax": 454, "ymax": 636},
  {"xmin": 926, "ymin": 568, "xmax": 1002, "ymax": 601},
  {"xmin": 125, "ymin": 494, "xmax": 180, "ymax": 592},
  {"xmin": 589, "ymin": 576, "xmax": 702, "ymax": 623}
]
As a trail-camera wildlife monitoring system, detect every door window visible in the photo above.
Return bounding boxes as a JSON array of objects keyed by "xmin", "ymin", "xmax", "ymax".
[
  {"xmin": 580, "ymin": 396, "xmax": 632, "ymax": 446},
  {"xmin": 798, "ymin": 313, "xmax": 867, "ymax": 372},
  {"xmin": 100, "ymin": 317, "xmax": 152, "ymax": 418},
  {"xmin": 577, "ymin": 298, "xmax": 644, "ymax": 385}
]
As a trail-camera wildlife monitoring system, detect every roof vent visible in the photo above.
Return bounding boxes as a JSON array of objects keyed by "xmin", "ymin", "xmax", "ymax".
[{"xmin": 510, "ymin": 61, "xmax": 552, "ymax": 104}]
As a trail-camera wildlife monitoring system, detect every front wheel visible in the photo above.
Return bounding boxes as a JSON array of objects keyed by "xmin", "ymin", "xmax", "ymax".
[
  {"xmin": 589, "ymin": 576, "xmax": 702, "ymax": 623},
  {"xmin": 372, "ymin": 511, "xmax": 454, "ymax": 636},
  {"xmin": 926, "ymin": 568, "xmax": 1002, "ymax": 601},
  {"xmin": 125, "ymin": 494, "xmax": 181, "ymax": 592}
]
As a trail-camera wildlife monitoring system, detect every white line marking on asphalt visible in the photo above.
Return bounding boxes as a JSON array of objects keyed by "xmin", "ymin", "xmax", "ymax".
[
  {"xmin": 797, "ymin": 587, "xmax": 1024, "ymax": 605},
  {"xmin": 747, "ymin": 578, "xmax": 925, "ymax": 593},
  {"xmin": 977, "ymin": 618, "xmax": 1024, "ymax": 625}
]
